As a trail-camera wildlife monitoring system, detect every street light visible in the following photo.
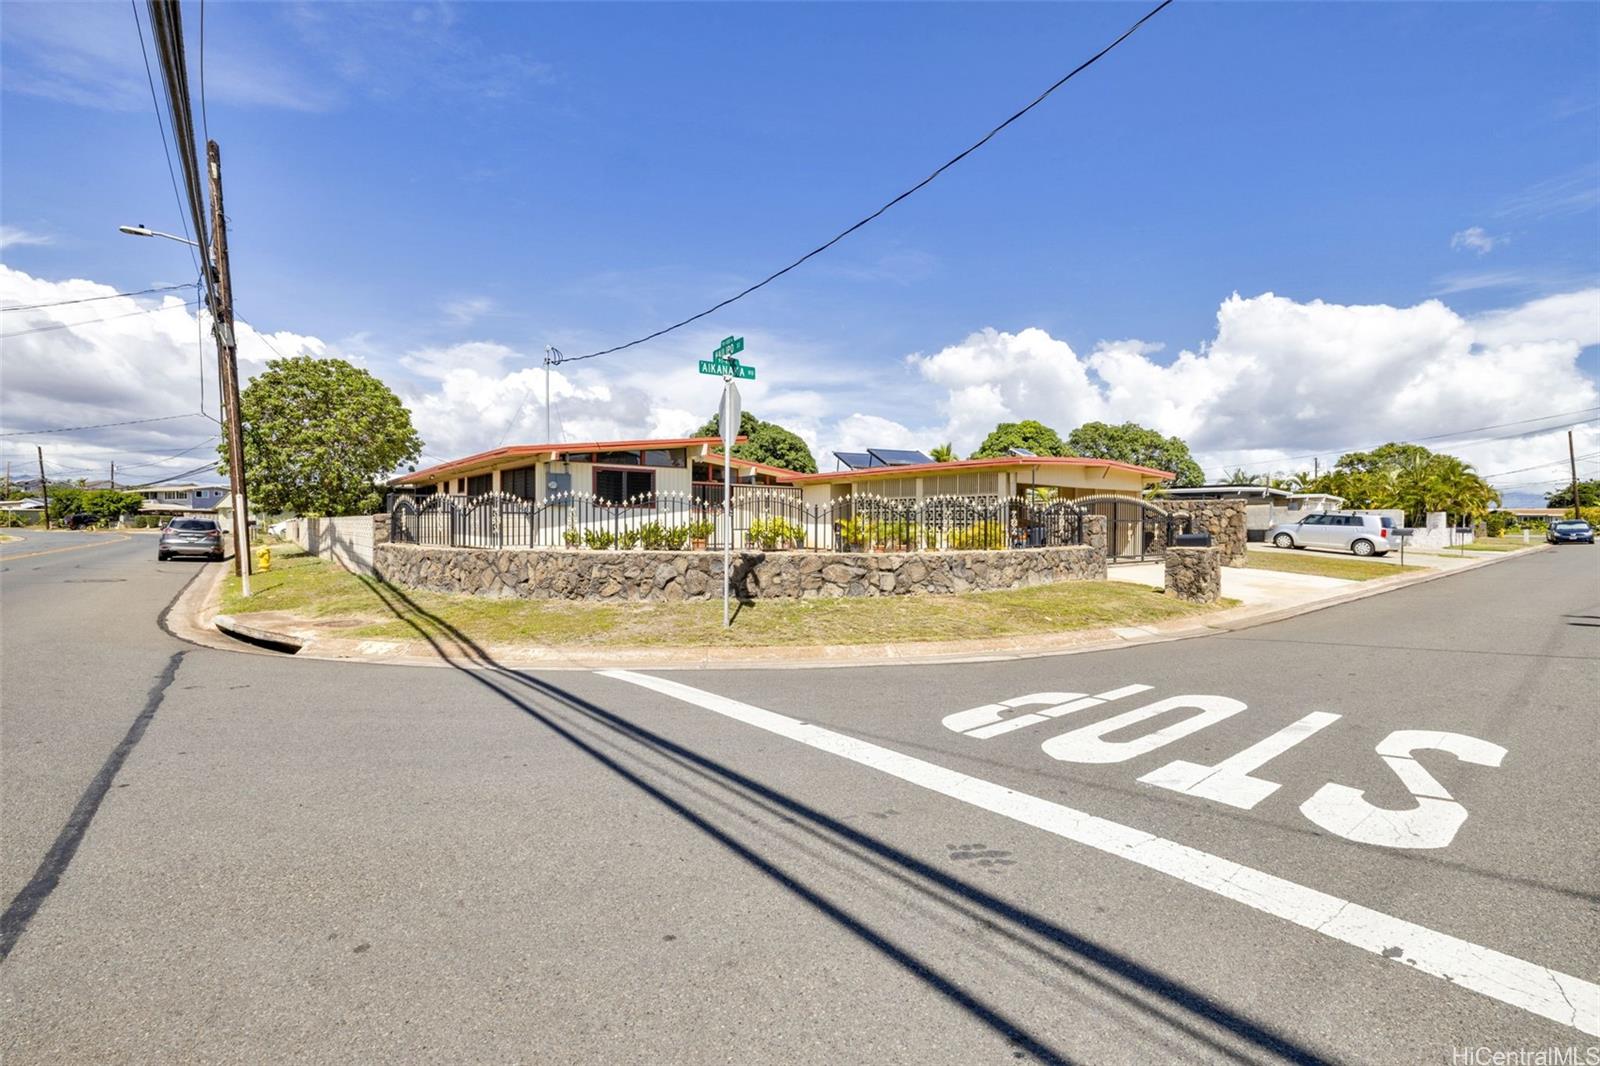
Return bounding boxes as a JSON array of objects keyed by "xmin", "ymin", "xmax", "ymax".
[{"xmin": 118, "ymin": 224, "xmax": 201, "ymax": 248}]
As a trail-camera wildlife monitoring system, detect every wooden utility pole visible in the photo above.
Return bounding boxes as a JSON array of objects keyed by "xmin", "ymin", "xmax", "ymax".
[
  {"xmin": 37, "ymin": 446, "xmax": 50, "ymax": 530},
  {"xmin": 1570, "ymin": 430, "xmax": 1582, "ymax": 520},
  {"xmin": 208, "ymin": 139, "xmax": 252, "ymax": 595},
  {"xmin": 110, "ymin": 461, "xmax": 116, "ymax": 492}
]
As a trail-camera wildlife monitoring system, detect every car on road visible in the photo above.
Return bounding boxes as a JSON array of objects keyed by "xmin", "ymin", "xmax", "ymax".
[
  {"xmin": 1266, "ymin": 512, "xmax": 1394, "ymax": 556},
  {"xmin": 157, "ymin": 517, "xmax": 226, "ymax": 561},
  {"xmin": 64, "ymin": 513, "xmax": 96, "ymax": 530},
  {"xmin": 1546, "ymin": 519, "xmax": 1595, "ymax": 544}
]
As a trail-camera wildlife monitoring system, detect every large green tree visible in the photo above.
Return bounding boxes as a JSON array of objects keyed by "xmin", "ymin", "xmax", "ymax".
[
  {"xmin": 969, "ymin": 420, "xmax": 1069, "ymax": 459},
  {"xmin": 1066, "ymin": 421, "xmax": 1204, "ymax": 486},
  {"xmin": 1311, "ymin": 442, "xmax": 1499, "ymax": 525},
  {"xmin": 223, "ymin": 356, "xmax": 423, "ymax": 516},
  {"xmin": 46, "ymin": 487, "xmax": 143, "ymax": 525},
  {"xmin": 1547, "ymin": 479, "xmax": 1600, "ymax": 509},
  {"xmin": 694, "ymin": 410, "xmax": 817, "ymax": 473}
]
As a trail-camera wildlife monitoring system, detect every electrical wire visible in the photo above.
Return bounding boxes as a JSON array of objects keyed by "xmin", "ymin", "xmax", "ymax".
[
  {"xmin": 0, "ymin": 413, "xmax": 208, "ymax": 438},
  {"xmin": 0, "ymin": 299, "xmax": 200, "ymax": 339},
  {"xmin": 128, "ymin": 459, "xmax": 220, "ymax": 488},
  {"xmin": 198, "ymin": 0, "xmax": 210, "ymax": 147},
  {"xmin": 1479, "ymin": 451, "xmax": 1600, "ymax": 480},
  {"xmin": 109, "ymin": 435, "xmax": 222, "ymax": 472},
  {"xmin": 0, "ymin": 282, "xmax": 195, "ymax": 313},
  {"xmin": 562, "ymin": 0, "xmax": 1174, "ymax": 364},
  {"xmin": 130, "ymin": 0, "xmax": 201, "ymax": 280}
]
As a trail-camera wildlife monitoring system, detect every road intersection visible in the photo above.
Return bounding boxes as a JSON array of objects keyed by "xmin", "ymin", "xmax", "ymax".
[{"xmin": 1, "ymin": 527, "xmax": 1595, "ymax": 1063}]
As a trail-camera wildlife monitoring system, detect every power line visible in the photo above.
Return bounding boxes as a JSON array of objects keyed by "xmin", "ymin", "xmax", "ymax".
[
  {"xmin": 110, "ymin": 435, "xmax": 221, "ymax": 472},
  {"xmin": 127, "ymin": 459, "xmax": 221, "ymax": 488},
  {"xmin": 0, "ymin": 413, "xmax": 208, "ymax": 438},
  {"xmin": 130, "ymin": 0, "xmax": 201, "ymax": 280},
  {"xmin": 198, "ymin": 0, "xmax": 210, "ymax": 146},
  {"xmin": 0, "ymin": 282, "xmax": 195, "ymax": 313},
  {"xmin": 562, "ymin": 0, "xmax": 1174, "ymax": 365},
  {"xmin": 1480, "ymin": 451, "xmax": 1600, "ymax": 480},
  {"xmin": 0, "ymin": 298, "xmax": 200, "ymax": 339}
]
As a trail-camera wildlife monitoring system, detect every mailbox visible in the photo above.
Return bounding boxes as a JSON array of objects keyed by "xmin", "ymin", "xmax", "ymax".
[{"xmin": 1172, "ymin": 532, "xmax": 1213, "ymax": 547}]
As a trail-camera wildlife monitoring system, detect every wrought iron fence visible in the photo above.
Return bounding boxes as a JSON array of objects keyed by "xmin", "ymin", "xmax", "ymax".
[{"xmin": 388, "ymin": 490, "xmax": 1093, "ymax": 553}]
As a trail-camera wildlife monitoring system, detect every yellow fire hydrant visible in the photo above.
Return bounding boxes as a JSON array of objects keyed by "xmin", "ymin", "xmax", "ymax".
[{"xmin": 254, "ymin": 544, "xmax": 271, "ymax": 573}]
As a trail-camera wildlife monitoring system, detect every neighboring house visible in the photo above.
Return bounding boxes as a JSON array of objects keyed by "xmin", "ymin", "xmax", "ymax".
[
  {"xmin": 1157, "ymin": 484, "xmax": 1345, "ymax": 542},
  {"xmin": 128, "ymin": 483, "xmax": 230, "ymax": 516},
  {"xmin": 0, "ymin": 496, "xmax": 45, "ymax": 511},
  {"xmin": 391, "ymin": 436, "xmax": 792, "ymax": 505},
  {"xmin": 1498, "ymin": 507, "xmax": 1569, "ymax": 521},
  {"xmin": 786, "ymin": 454, "xmax": 1169, "ymax": 506}
]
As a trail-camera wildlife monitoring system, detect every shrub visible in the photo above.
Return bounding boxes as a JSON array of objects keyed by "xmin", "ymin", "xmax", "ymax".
[
  {"xmin": 836, "ymin": 517, "xmax": 873, "ymax": 551},
  {"xmin": 873, "ymin": 519, "xmax": 914, "ymax": 551},
  {"xmin": 686, "ymin": 518, "xmax": 716, "ymax": 544},
  {"xmin": 563, "ymin": 528, "xmax": 581, "ymax": 548},
  {"xmin": 660, "ymin": 524, "xmax": 689, "ymax": 550},
  {"xmin": 748, "ymin": 516, "xmax": 804, "ymax": 551},
  {"xmin": 583, "ymin": 529, "xmax": 615, "ymax": 550},
  {"xmin": 618, "ymin": 529, "xmax": 641, "ymax": 550},
  {"xmin": 638, "ymin": 521, "xmax": 669, "ymax": 551},
  {"xmin": 949, "ymin": 521, "xmax": 1007, "ymax": 550}
]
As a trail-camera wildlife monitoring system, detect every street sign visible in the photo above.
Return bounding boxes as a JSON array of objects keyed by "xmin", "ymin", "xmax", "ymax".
[
  {"xmin": 698, "ymin": 358, "xmax": 755, "ymax": 380},
  {"xmin": 715, "ymin": 335, "xmax": 744, "ymax": 358}
]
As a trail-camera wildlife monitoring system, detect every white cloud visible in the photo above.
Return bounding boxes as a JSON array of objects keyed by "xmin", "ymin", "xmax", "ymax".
[
  {"xmin": 441, "ymin": 297, "xmax": 495, "ymax": 326},
  {"xmin": 6, "ymin": 265, "xmax": 1596, "ymax": 497},
  {"xmin": 1450, "ymin": 226, "xmax": 1507, "ymax": 256},
  {"xmin": 0, "ymin": 226, "xmax": 53, "ymax": 251}
]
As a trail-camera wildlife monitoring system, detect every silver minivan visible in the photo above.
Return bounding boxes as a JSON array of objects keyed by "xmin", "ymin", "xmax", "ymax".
[{"xmin": 1266, "ymin": 512, "xmax": 1394, "ymax": 557}]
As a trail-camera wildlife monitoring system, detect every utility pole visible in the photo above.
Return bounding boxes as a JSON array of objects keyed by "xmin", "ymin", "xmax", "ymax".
[
  {"xmin": 543, "ymin": 346, "xmax": 564, "ymax": 442},
  {"xmin": 207, "ymin": 139, "xmax": 252, "ymax": 596},
  {"xmin": 1313, "ymin": 457, "xmax": 1319, "ymax": 480},
  {"xmin": 110, "ymin": 461, "xmax": 115, "ymax": 492},
  {"xmin": 1570, "ymin": 430, "xmax": 1582, "ymax": 520},
  {"xmin": 37, "ymin": 446, "xmax": 50, "ymax": 531}
]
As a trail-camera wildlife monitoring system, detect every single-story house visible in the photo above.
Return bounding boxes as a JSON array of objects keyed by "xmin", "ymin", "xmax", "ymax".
[
  {"xmin": 392, "ymin": 436, "xmax": 794, "ymax": 505},
  {"xmin": 785, "ymin": 455, "xmax": 1170, "ymax": 506},
  {"xmin": 0, "ymin": 496, "xmax": 45, "ymax": 512},
  {"xmin": 1156, "ymin": 484, "xmax": 1344, "ymax": 541},
  {"xmin": 1497, "ymin": 507, "xmax": 1569, "ymax": 521}
]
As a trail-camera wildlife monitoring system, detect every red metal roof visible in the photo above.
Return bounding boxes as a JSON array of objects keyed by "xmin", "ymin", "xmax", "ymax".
[
  {"xmin": 397, "ymin": 436, "xmax": 742, "ymax": 484},
  {"xmin": 778, "ymin": 455, "xmax": 1174, "ymax": 483}
]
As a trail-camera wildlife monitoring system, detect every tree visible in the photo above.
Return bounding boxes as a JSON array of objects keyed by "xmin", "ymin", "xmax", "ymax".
[
  {"xmin": 929, "ymin": 442, "xmax": 956, "ymax": 463},
  {"xmin": 1065, "ymin": 421, "xmax": 1204, "ymax": 487},
  {"xmin": 223, "ymin": 356, "xmax": 423, "ymax": 516},
  {"xmin": 694, "ymin": 410, "xmax": 817, "ymax": 473},
  {"xmin": 969, "ymin": 420, "xmax": 1069, "ymax": 459},
  {"xmin": 46, "ymin": 487, "xmax": 143, "ymax": 525},
  {"xmin": 1547, "ymin": 479, "xmax": 1600, "ymax": 509},
  {"xmin": 1223, "ymin": 468, "xmax": 1265, "ymax": 486},
  {"xmin": 1311, "ymin": 442, "xmax": 1499, "ymax": 525}
]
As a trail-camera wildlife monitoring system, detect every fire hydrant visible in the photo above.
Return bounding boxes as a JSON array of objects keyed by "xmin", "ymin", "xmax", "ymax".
[{"xmin": 254, "ymin": 544, "xmax": 271, "ymax": 573}]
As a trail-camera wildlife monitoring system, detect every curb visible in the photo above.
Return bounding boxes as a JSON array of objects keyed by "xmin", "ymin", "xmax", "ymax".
[{"xmin": 187, "ymin": 545, "xmax": 1548, "ymax": 672}]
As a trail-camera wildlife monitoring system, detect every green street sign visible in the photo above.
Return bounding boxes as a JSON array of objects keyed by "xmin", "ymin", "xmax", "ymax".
[
  {"xmin": 699, "ymin": 358, "xmax": 755, "ymax": 380},
  {"xmin": 714, "ymin": 335, "xmax": 745, "ymax": 359}
]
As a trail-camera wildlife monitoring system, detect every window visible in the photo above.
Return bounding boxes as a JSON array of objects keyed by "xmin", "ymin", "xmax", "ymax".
[
  {"xmin": 1302, "ymin": 514, "xmax": 1326, "ymax": 525},
  {"xmin": 466, "ymin": 473, "xmax": 493, "ymax": 496},
  {"xmin": 503, "ymin": 464, "xmax": 538, "ymax": 500},
  {"xmin": 642, "ymin": 448, "xmax": 686, "ymax": 468},
  {"xmin": 594, "ymin": 468, "xmax": 654, "ymax": 503}
]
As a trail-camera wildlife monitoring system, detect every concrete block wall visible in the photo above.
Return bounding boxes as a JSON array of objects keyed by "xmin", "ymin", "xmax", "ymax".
[{"xmin": 284, "ymin": 513, "xmax": 388, "ymax": 575}]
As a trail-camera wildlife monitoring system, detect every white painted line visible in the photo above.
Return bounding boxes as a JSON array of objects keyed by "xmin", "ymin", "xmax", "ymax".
[
  {"xmin": 1138, "ymin": 712, "xmax": 1342, "ymax": 810},
  {"xmin": 601, "ymin": 669, "xmax": 1600, "ymax": 1037}
]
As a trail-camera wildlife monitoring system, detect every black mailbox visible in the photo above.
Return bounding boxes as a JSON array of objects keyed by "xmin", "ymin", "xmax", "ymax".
[{"xmin": 1172, "ymin": 532, "xmax": 1213, "ymax": 547}]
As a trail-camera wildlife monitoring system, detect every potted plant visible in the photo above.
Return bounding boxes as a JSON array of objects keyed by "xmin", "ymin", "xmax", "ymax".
[
  {"xmin": 582, "ymin": 529, "xmax": 615, "ymax": 550},
  {"xmin": 687, "ymin": 517, "xmax": 716, "ymax": 551},
  {"xmin": 836, "ymin": 517, "xmax": 871, "ymax": 552},
  {"xmin": 562, "ymin": 528, "xmax": 581, "ymax": 549},
  {"xmin": 619, "ymin": 528, "xmax": 642, "ymax": 550}
]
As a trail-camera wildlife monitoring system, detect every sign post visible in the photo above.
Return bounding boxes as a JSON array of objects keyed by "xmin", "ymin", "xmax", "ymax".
[
  {"xmin": 721, "ymin": 377, "xmax": 741, "ymax": 628},
  {"xmin": 698, "ymin": 337, "xmax": 753, "ymax": 629}
]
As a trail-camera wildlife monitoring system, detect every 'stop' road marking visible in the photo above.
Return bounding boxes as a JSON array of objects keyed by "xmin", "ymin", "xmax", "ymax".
[{"xmin": 601, "ymin": 668, "xmax": 1599, "ymax": 1037}]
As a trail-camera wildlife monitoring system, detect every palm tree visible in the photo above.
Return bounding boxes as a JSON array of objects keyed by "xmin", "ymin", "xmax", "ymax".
[{"xmin": 929, "ymin": 442, "xmax": 956, "ymax": 463}]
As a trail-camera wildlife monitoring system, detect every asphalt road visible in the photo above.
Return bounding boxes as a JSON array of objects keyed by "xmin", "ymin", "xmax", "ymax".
[{"xmin": 1, "ymin": 528, "xmax": 1595, "ymax": 1064}]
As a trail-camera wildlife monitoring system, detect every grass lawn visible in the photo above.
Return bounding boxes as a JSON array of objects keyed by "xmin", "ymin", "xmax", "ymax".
[
  {"xmin": 1445, "ymin": 537, "xmax": 1538, "ymax": 552},
  {"xmin": 221, "ymin": 544, "xmax": 1233, "ymax": 648},
  {"xmin": 1242, "ymin": 550, "xmax": 1421, "ymax": 581}
]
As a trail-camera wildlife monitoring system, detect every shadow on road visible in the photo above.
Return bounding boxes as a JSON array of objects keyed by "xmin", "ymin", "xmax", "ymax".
[{"xmin": 361, "ymin": 579, "xmax": 1335, "ymax": 1066}]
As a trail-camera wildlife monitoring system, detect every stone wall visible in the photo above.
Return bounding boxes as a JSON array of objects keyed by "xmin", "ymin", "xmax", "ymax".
[
  {"xmin": 373, "ymin": 541, "xmax": 1106, "ymax": 602},
  {"xmin": 1159, "ymin": 499, "xmax": 1248, "ymax": 566},
  {"xmin": 1164, "ymin": 546, "xmax": 1221, "ymax": 604}
]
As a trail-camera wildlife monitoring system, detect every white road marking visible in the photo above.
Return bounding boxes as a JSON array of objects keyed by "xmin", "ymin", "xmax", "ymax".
[
  {"xmin": 1138, "ymin": 712, "xmax": 1342, "ymax": 810},
  {"xmin": 601, "ymin": 669, "xmax": 1599, "ymax": 1037},
  {"xmin": 1040, "ymin": 694, "xmax": 1249, "ymax": 764},
  {"xmin": 943, "ymin": 685, "xmax": 1153, "ymax": 740},
  {"xmin": 1300, "ymin": 730, "xmax": 1507, "ymax": 851}
]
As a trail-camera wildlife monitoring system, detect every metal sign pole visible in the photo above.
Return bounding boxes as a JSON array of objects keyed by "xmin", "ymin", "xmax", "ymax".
[{"xmin": 722, "ymin": 376, "xmax": 734, "ymax": 628}]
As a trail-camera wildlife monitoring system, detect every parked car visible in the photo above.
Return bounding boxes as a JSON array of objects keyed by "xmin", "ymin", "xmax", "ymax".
[
  {"xmin": 64, "ymin": 513, "xmax": 96, "ymax": 530},
  {"xmin": 157, "ymin": 517, "xmax": 226, "ymax": 561},
  {"xmin": 1267, "ymin": 512, "xmax": 1394, "ymax": 556},
  {"xmin": 1546, "ymin": 519, "xmax": 1595, "ymax": 545}
]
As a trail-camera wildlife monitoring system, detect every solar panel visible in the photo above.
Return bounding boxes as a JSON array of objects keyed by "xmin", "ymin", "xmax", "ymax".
[
  {"xmin": 833, "ymin": 451, "xmax": 874, "ymax": 470},
  {"xmin": 866, "ymin": 448, "xmax": 933, "ymax": 466},
  {"xmin": 1008, "ymin": 447, "xmax": 1036, "ymax": 457}
]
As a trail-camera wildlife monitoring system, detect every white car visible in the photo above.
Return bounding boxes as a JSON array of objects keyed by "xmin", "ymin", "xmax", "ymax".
[{"xmin": 1266, "ymin": 512, "xmax": 1394, "ymax": 557}]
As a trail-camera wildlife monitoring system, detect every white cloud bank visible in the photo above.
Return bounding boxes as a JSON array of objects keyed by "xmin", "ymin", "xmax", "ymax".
[{"xmin": 3, "ymin": 263, "xmax": 1596, "ymax": 497}]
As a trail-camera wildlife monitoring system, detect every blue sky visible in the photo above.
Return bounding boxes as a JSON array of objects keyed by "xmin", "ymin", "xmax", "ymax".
[{"xmin": 2, "ymin": 1, "xmax": 1597, "ymax": 498}]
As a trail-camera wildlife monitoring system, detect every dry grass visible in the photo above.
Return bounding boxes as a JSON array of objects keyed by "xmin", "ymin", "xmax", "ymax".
[
  {"xmin": 1242, "ymin": 550, "xmax": 1419, "ymax": 581},
  {"xmin": 222, "ymin": 544, "xmax": 1232, "ymax": 648}
]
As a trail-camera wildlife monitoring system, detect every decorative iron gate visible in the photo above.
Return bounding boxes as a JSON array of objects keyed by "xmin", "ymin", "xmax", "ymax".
[{"xmin": 1072, "ymin": 495, "xmax": 1191, "ymax": 562}]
